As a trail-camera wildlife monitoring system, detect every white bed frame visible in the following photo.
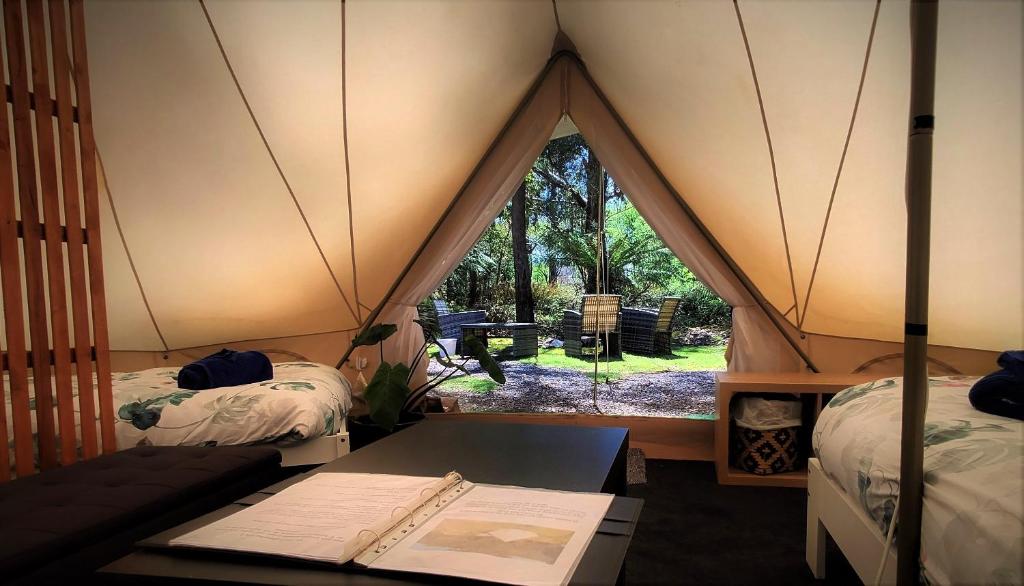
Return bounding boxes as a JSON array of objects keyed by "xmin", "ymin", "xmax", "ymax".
[
  {"xmin": 274, "ymin": 418, "xmax": 350, "ymax": 467},
  {"xmin": 806, "ymin": 457, "xmax": 897, "ymax": 585}
]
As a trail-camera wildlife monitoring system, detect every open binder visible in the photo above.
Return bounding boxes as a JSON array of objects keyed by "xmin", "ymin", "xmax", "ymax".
[{"xmin": 169, "ymin": 471, "xmax": 614, "ymax": 585}]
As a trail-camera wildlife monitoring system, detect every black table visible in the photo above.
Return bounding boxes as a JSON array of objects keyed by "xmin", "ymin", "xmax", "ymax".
[
  {"xmin": 460, "ymin": 322, "xmax": 539, "ymax": 360},
  {"xmin": 101, "ymin": 420, "xmax": 640, "ymax": 585}
]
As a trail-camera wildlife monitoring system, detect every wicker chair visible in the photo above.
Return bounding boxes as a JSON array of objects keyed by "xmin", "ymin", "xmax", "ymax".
[
  {"xmin": 417, "ymin": 300, "xmax": 486, "ymax": 353},
  {"xmin": 621, "ymin": 297, "xmax": 682, "ymax": 355},
  {"xmin": 563, "ymin": 294, "xmax": 622, "ymax": 359}
]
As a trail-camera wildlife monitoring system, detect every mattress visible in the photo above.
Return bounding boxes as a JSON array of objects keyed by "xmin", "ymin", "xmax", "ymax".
[
  {"xmin": 5, "ymin": 362, "xmax": 352, "ymax": 472},
  {"xmin": 813, "ymin": 376, "xmax": 1023, "ymax": 585}
]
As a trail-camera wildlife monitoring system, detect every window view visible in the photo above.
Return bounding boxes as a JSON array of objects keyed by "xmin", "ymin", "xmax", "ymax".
[{"xmin": 420, "ymin": 134, "xmax": 731, "ymax": 419}]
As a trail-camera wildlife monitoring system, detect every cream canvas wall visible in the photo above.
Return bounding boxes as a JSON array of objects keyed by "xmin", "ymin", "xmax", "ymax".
[{"xmin": 3, "ymin": 0, "xmax": 1017, "ymax": 374}]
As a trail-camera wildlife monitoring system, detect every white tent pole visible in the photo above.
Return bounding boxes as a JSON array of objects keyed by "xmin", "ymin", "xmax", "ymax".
[{"xmin": 897, "ymin": 1, "xmax": 938, "ymax": 584}]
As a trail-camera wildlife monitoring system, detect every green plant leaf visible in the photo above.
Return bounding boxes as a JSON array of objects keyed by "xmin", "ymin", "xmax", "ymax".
[
  {"xmin": 352, "ymin": 323, "xmax": 398, "ymax": 348},
  {"xmin": 463, "ymin": 335, "xmax": 505, "ymax": 384},
  {"xmin": 435, "ymin": 353, "xmax": 470, "ymax": 375},
  {"xmin": 364, "ymin": 361, "xmax": 411, "ymax": 432},
  {"xmin": 414, "ymin": 318, "xmax": 441, "ymax": 341}
]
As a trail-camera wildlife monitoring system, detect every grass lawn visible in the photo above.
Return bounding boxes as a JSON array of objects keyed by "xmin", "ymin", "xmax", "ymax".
[
  {"xmin": 431, "ymin": 339, "xmax": 725, "ymax": 392},
  {"xmin": 529, "ymin": 344, "xmax": 726, "ymax": 378}
]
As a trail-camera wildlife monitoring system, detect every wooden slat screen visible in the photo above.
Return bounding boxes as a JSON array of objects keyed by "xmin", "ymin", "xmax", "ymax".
[{"xmin": 0, "ymin": 0, "xmax": 113, "ymax": 481}]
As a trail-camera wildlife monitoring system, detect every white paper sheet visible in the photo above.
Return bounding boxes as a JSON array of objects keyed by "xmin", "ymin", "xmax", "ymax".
[
  {"xmin": 170, "ymin": 473, "xmax": 443, "ymax": 563},
  {"xmin": 368, "ymin": 484, "xmax": 614, "ymax": 585}
]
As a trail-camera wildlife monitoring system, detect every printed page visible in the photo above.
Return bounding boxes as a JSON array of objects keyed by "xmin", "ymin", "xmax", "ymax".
[
  {"xmin": 170, "ymin": 473, "xmax": 445, "ymax": 563},
  {"xmin": 368, "ymin": 484, "xmax": 614, "ymax": 585}
]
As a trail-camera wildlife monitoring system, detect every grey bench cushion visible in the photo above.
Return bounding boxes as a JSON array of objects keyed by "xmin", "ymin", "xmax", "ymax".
[{"xmin": 0, "ymin": 445, "xmax": 281, "ymax": 581}]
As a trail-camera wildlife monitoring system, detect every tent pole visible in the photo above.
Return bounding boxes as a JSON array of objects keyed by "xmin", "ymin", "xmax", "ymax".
[
  {"xmin": 897, "ymin": 1, "xmax": 938, "ymax": 584},
  {"xmin": 592, "ymin": 156, "xmax": 604, "ymax": 410}
]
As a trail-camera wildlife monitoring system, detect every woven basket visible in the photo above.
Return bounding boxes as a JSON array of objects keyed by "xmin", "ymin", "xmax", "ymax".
[{"xmin": 731, "ymin": 425, "xmax": 800, "ymax": 475}]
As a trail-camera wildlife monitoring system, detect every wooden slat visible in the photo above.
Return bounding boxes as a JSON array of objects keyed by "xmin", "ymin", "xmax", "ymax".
[
  {"xmin": 48, "ymin": 0, "xmax": 96, "ymax": 458},
  {"xmin": 4, "ymin": 83, "xmax": 81, "ymax": 122},
  {"xmin": 27, "ymin": 0, "xmax": 76, "ymax": 466},
  {"xmin": 4, "ymin": 0, "xmax": 57, "ymax": 470},
  {"xmin": 2, "ymin": 345, "xmax": 96, "ymax": 370},
  {"xmin": 16, "ymin": 219, "xmax": 87, "ymax": 242},
  {"xmin": 70, "ymin": 0, "xmax": 115, "ymax": 453},
  {"xmin": 0, "ymin": 15, "xmax": 29, "ymax": 481}
]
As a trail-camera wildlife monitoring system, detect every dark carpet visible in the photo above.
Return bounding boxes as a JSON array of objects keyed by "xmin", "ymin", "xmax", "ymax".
[{"xmin": 625, "ymin": 460, "xmax": 861, "ymax": 585}]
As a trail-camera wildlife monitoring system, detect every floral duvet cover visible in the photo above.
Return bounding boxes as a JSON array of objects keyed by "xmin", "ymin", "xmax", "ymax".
[
  {"xmin": 6, "ymin": 362, "xmax": 352, "ymax": 473},
  {"xmin": 813, "ymin": 376, "xmax": 1022, "ymax": 585}
]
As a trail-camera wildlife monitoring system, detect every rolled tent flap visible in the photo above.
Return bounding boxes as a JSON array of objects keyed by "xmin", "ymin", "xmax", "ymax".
[
  {"xmin": 364, "ymin": 53, "xmax": 805, "ymax": 390},
  {"xmin": 362, "ymin": 59, "xmax": 568, "ymax": 391},
  {"xmin": 565, "ymin": 59, "xmax": 804, "ymax": 373}
]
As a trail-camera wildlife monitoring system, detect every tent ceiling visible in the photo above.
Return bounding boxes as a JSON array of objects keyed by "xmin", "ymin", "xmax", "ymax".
[
  {"xmin": 9, "ymin": 0, "xmax": 1011, "ymax": 355},
  {"xmin": 559, "ymin": 0, "xmax": 1021, "ymax": 350}
]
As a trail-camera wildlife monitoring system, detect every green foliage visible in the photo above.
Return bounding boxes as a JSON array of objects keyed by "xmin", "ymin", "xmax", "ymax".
[
  {"xmin": 675, "ymin": 281, "xmax": 732, "ymax": 330},
  {"xmin": 364, "ymin": 361, "xmax": 411, "ymax": 432},
  {"xmin": 433, "ymin": 136, "xmax": 732, "ymax": 344},
  {"xmin": 361, "ymin": 321, "xmax": 507, "ymax": 430},
  {"xmin": 531, "ymin": 281, "xmax": 581, "ymax": 336},
  {"xmin": 463, "ymin": 335, "xmax": 506, "ymax": 384},
  {"xmin": 352, "ymin": 323, "xmax": 398, "ymax": 347},
  {"xmin": 436, "ymin": 343, "xmax": 727, "ymax": 391},
  {"xmin": 439, "ymin": 376, "xmax": 499, "ymax": 394}
]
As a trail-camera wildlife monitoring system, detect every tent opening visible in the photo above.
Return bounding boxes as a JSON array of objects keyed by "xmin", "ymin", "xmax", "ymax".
[{"xmin": 419, "ymin": 132, "xmax": 731, "ymax": 419}]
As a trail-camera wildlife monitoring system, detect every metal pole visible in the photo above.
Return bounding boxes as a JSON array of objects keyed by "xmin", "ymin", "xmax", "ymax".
[{"xmin": 898, "ymin": 1, "xmax": 938, "ymax": 584}]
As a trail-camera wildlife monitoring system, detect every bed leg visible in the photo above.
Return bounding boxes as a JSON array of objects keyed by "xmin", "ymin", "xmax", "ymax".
[{"xmin": 806, "ymin": 471, "xmax": 827, "ymax": 580}]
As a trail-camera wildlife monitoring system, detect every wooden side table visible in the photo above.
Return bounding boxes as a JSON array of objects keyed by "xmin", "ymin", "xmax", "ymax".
[{"xmin": 714, "ymin": 372, "xmax": 877, "ymax": 487}]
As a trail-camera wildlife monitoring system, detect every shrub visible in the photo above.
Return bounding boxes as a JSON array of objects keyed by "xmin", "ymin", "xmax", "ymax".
[
  {"xmin": 532, "ymin": 282, "xmax": 581, "ymax": 337},
  {"xmin": 679, "ymin": 327, "xmax": 726, "ymax": 346},
  {"xmin": 675, "ymin": 281, "xmax": 731, "ymax": 330}
]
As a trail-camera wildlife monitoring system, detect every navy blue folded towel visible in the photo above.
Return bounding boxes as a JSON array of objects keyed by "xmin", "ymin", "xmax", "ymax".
[
  {"xmin": 969, "ymin": 350, "xmax": 1024, "ymax": 421},
  {"xmin": 177, "ymin": 349, "xmax": 273, "ymax": 390}
]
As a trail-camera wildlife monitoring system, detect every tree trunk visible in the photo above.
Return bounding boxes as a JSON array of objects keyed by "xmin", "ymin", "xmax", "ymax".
[
  {"xmin": 511, "ymin": 182, "xmax": 535, "ymax": 322},
  {"xmin": 467, "ymin": 268, "xmax": 479, "ymax": 309},
  {"xmin": 547, "ymin": 256, "xmax": 558, "ymax": 284},
  {"xmin": 585, "ymin": 149, "xmax": 603, "ymax": 232}
]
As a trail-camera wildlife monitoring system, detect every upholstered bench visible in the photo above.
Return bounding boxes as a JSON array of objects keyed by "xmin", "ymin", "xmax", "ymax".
[{"xmin": 0, "ymin": 445, "xmax": 282, "ymax": 584}]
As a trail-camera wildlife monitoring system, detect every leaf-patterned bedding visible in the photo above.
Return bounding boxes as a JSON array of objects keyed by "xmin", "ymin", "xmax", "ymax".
[
  {"xmin": 6, "ymin": 362, "xmax": 352, "ymax": 473},
  {"xmin": 813, "ymin": 376, "xmax": 1023, "ymax": 585}
]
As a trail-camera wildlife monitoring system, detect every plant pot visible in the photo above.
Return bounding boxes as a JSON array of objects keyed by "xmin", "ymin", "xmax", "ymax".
[{"xmin": 348, "ymin": 411, "xmax": 425, "ymax": 451}]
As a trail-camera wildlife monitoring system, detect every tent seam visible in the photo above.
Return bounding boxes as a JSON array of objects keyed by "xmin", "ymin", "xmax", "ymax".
[
  {"xmin": 732, "ymin": 0, "xmax": 802, "ymax": 329},
  {"xmin": 564, "ymin": 53, "xmax": 819, "ymax": 372},
  {"xmin": 340, "ymin": 0, "xmax": 362, "ymax": 324},
  {"xmin": 551, "ymin": 0, "xmax": 562, "ymax": 32},
  {"xmin": 96, "ymin": 150, "xmax": 169, "ymax": 352},
  {"xmin": 198, "ymin": 0, "xmax": 359, "ymax": 324},
  {"xmin": 798, "ymin": 0, "xmax": 882, "ymax": 330},
  {"xmin": 110, "ymin": 325, "xmax": 360, "ymax": 353}
]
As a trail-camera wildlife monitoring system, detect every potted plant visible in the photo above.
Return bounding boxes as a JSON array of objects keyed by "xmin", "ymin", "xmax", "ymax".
[{"xmin": 345, "ymin": 319, "xmax": 505, "ymax": 449}]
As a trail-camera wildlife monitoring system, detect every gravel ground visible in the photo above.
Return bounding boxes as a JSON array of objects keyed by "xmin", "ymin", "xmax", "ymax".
[{"xmin": 427, "ymin": 359, "xmax": 717, "ymax": 417}]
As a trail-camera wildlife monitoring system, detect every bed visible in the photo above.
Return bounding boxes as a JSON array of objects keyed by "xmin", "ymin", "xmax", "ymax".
[
  {"xmin": 806, "ymin": 376, "xmax": 1023, "ymax": 585},
  {"xmin": 6, "ymin": 361, "xmax": 353, "ymax": 473}
]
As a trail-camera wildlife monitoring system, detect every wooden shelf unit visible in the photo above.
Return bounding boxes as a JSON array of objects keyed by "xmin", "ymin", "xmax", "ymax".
[{"xmin": 714, "ymin": 372, "xmax": 877, "ymax": 488}]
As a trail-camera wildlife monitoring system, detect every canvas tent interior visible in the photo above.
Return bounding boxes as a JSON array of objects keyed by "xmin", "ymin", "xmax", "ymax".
[{"xmin": 1, "ymin": 0, "xmax": 1019, "ymax": 386}]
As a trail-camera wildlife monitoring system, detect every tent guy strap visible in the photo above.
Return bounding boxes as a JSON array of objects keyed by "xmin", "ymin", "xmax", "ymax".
[
  {"xmin": 340, "ymin": 0, "xmax": 362, "ymax": 323},
  {"xmin": 98, "ymin": 151, "xmax": 169, "ymax": 352},
  {"xmin": 198, "ymin": 0, "xmax": 359, "ymax": 324},
  {"xmin": 732, "ymin": 0, "xmax": 802, "ymax": 325},
  {"xmin": 798, "ymin": 0, "xmax": 883, "ymax": 330}
]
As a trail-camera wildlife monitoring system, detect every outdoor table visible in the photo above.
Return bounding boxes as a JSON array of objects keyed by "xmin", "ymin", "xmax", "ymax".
[{"xmin": 460, "ymin": 322, "xmax": 539, "ymax": 360}]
